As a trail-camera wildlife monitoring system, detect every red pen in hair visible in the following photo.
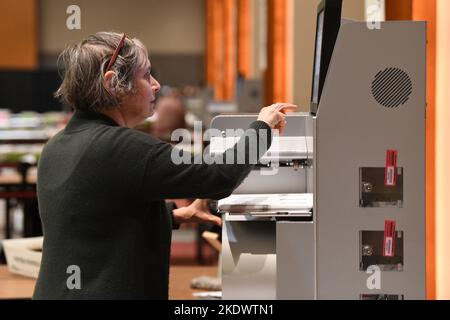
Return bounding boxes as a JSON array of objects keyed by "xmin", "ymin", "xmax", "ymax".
[{"xmin": 106, "ymin": 33, "xmax": 127, "ymax": 72}]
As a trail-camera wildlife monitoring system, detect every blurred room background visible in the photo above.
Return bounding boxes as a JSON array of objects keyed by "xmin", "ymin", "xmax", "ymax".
[{"xmin": 0, "ymin": 0, "xmax": 448, "ymax": 299}]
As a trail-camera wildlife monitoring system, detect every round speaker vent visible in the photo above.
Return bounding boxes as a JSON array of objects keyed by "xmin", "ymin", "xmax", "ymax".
[{"xmin": 371, "ymin": 67, "xmax": 412, "ymax": 108}]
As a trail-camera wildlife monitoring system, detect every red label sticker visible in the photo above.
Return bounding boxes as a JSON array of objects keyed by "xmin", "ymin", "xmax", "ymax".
[
  {"xmin": 385, "ymin": 150, "xmax": 398, "ymax": 186},
  {"xmin": 383, "ymin": 220, "xmax": 396, "ymax": 257}
]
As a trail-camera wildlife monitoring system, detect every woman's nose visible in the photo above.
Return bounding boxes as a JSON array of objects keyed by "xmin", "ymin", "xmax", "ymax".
[{"xmin": 152, "ymin": 76, "xmax": 161, "ymax": 93}]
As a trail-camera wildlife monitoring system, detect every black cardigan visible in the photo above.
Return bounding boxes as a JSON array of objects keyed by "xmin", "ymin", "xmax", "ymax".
[{"xmin": 33, "ymin": 110, "xmax": 272, "ymax": 299}]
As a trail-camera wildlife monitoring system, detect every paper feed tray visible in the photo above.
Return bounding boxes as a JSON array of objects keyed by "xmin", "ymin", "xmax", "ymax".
[
  {"xmin": 218, "ymin": 193, "xmax": 313, "ymax": 217},
  {"xmin": 210, "ymin": 136, "xmax": 312, "ymax": 162}
]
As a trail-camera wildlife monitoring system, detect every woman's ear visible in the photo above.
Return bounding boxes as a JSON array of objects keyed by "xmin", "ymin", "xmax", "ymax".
[{"xmin": 103, "ymin": 70, "xmax": 116, "ymax": 91}]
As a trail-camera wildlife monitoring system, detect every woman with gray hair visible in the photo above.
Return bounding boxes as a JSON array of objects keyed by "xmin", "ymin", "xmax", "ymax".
[{"xmin": 33, "ymin": 32, "xmax": 295, "ymax": 299}]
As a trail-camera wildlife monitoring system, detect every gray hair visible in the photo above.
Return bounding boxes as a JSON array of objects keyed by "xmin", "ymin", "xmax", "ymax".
[{"xmin": 55, "ymin": 32, "xmax": 149, "ymax": 112}]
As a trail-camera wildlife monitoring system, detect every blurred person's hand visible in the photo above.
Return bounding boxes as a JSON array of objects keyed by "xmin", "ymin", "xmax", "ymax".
[
  {"xmin": 257, "ymin": 103, "xmax": 297, "ymax": 134},
  {"xmin": 172, "ymin": 199, "xmax": 221, "ymax": 226}
]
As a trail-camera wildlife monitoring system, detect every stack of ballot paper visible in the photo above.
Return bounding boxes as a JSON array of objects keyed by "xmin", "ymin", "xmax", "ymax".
[{"xmin": 218, "ymin": 193, "xmax": 313, "ymax": 215}]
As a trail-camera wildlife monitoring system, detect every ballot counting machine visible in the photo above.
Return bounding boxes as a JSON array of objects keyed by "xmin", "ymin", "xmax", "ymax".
[{"xmin": 210, "ymin": 19, "xmax": 426, "ymax": 300}]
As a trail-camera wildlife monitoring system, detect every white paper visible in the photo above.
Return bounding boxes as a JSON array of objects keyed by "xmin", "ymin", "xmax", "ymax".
[{"xmin": 218, "ymin": 193, "xmax": 313, "ymax": 213}]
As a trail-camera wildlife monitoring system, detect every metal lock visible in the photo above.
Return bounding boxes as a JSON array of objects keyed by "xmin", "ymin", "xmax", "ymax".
[
  {"xmin": 362, "ymin": 182, "xmax": 373, "ymax": 193},
  {"xmin": 362, "ymin": 244, "xmax": 374, "ymax": 256}
]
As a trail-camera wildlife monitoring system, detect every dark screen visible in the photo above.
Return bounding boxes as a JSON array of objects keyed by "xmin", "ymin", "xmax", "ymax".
[{"xmin": 310, "ymin": 0, "xmax": 343, "ymax": 114}]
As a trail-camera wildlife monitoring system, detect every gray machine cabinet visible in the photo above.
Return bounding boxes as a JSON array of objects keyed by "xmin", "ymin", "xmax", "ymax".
[
  {"xmin": 315, "ymin": 21, "xmax": 426, "ymax": 299},
  {"xmin": 214, "ymin": 21, "xmax": 426, "ymax": 300}
]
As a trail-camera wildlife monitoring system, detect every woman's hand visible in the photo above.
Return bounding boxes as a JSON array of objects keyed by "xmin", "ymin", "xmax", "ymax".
[
  {"xmin": 172, "ymin": 199, "xmax": 221, "ymax": 226},
  {"xmin": 257, "ymin": 103, "xmax": 297, "ymax": 134}
]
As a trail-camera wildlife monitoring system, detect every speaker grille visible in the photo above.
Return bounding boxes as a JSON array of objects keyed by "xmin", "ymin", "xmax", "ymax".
[{"xmin": 371, "ymin": 67, "xmax": 412, "ymax": 108}]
